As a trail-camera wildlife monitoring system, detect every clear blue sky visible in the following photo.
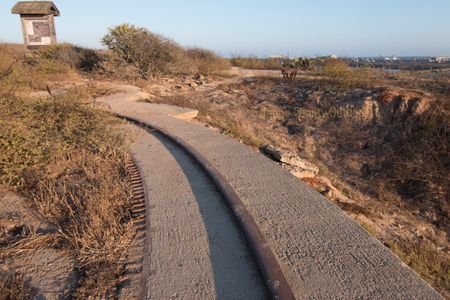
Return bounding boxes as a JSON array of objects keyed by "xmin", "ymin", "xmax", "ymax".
[{"xmin": 1, "ymin": 0, "xmax": 449, "ymax": 57}]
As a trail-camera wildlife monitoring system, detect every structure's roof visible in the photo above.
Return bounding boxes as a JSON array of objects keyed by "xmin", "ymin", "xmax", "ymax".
[{"xmin": 11, "ymin": 1, "xmax": 60, "ymax": 16}]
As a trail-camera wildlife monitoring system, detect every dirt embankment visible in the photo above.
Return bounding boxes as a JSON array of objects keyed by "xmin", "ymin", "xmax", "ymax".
[{"xmin": 138, "ymin": 71, "xmax": 449, "ymax": 297}]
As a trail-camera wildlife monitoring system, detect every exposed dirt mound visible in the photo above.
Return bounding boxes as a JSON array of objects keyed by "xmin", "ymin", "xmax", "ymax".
[{"xmin": 141, "ymin": 72, "xmax": 449, "ymax": 297}]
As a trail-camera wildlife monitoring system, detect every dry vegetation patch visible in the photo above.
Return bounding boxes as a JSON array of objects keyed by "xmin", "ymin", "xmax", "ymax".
[
  {"xmin": 0, "ymin": 44, "xmax": 134, "ymax": 298},
  {"xmin": 0, "ymin": 270, "xmax": 35, "ymax": 300},
  {"xmin": 230, "ymin": 56, "xmax": 283, "ymax": 70}
]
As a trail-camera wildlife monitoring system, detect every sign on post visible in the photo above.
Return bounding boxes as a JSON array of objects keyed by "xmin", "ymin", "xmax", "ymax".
[{"xmin": 11, "ymin": 1, "xmax": 60, "ymax": 50}]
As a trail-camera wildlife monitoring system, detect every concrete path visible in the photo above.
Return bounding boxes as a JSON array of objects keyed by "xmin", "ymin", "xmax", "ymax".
[
  {"xmin": 101, "ymin": 87, "xmax": 443, "ymax": 299},
  {"xmin": 126, "ymin": 125, "xmax": 268, "ymax": 299}
]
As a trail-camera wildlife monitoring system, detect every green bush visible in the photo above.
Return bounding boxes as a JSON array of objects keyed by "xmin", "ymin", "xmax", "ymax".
[{"xmin": 102, "ymin": 24, "xmax": 190, "ymax": 79}]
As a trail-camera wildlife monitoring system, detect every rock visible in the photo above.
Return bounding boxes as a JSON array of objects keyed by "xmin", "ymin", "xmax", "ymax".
[
  {"xmin": 0, "ymin": 218, "xmax": 26, "ymax": 241},
  {"xmin": 347, "ymin": 88, "xmax": 432, "ymax": 124},
  {"xmin": 415, "ymin": 225, "xmax": 436, "ymax": 239},
  {"xmin": 193, "ymin": 74, "xmax": 205, "ymax": 82},
  {"xmin": 285, "ymin": 165, "xmax": 317, "ymax": 179},
  {"xmin": 174, "ymin": 85, "xmax": 189, "ymax": 91},
  {"xmin": 320, "ymin": 188, "xmax": 333, "ymax": 198},
  {"xmin": 287, "ymin": 124, "xmax": 305, "ymax": 135},
  {"xmin": 262, "ymin": 144, "xmax": 319, "ymax": 174}
]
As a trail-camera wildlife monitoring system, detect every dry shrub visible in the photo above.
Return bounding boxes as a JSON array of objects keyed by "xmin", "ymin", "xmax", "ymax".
[
  {"xmin": 101, "ymin": 24, "xmax": 231, "ymax": 80},
  {"xmin": 381, "ymin": 99, "xmax": 450, "ymax": 218},
  {"xmin": 102, "ymin": 24, "xmax": 192, "ymax": 79},
  {"xmin": 96, "ymin": 51, "xmax": 142, "ymax": 81},
  {"xmin": 36, "ymin": 43, "xmax": 101, "ymax": 71},
  {"xmin": 186, "ymin": 47, "xmax": 230, "ymax": 75},
  {"xmin": 387, "ymin": 240, "xmax": 450, "ymax": 298},
  {"xmin": 0, "ymin": 43, "xmax": 75, "ymax": 91},
  {"xmin": 230, "ymin": 56, "xmax": 283, "ymax": 70},
  {"xmin": 0, "ymin": 47, "xmax": 16, "ymax": 82},
  {"xmin": 0, "ymin": 45, "xmax": 26, "ymax": 93},
  {"xmin": 321, "ymin": 59, "xmax": 379, "ymax": 90},
  {"xmin": 0, "ymin": 89, "xmax": 133, "ymax": 296},
  {"xmin": 0, "ymin": 270, "xmax": 34, "ymax": 300}
]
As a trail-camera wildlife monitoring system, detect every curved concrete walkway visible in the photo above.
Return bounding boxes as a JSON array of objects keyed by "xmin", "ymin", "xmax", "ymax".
[
  {"xmin": 101, "ymin": 87, "xmax": 443, "ymax": 299},
  {"xmin": 126, "ymin": 125, "xmax": 267, "ymax": 299}
]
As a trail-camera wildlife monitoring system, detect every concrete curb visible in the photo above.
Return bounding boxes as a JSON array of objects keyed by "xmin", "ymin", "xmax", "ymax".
[{"xmin": 114, "ymin": 112, "xmax": 295, "ymax": 300}]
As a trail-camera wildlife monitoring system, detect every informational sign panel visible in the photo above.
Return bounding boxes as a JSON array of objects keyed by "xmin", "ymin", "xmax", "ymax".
[{"xmin": 24, "ymin": 19, "xmax": 52, "ymax": 45}]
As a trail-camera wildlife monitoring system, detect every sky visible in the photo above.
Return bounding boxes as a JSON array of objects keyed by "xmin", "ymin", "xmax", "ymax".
[{"xmin": 1, "ymin": 0, "xmax": 450, "ymax": 57}]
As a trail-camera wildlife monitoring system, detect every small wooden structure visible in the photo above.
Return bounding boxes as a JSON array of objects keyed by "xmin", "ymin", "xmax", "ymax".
[{"xmin": 11, "ymin": 1, "xmax": 60, "ymax": 50}]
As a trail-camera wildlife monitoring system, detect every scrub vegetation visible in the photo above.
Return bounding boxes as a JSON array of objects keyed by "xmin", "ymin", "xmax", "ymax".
[{"xmin": 0, "ymin": 44, "xmax": 132, "ymax": 298}]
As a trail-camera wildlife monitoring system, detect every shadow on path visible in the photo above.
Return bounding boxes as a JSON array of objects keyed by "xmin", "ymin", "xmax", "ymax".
[{"xmin": 151, "ymin": 131, "xmax": 269, "ymax": 300}]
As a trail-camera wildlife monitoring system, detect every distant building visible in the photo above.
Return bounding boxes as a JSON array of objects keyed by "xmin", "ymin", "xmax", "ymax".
[
  {"xmin": 435, "ymin": 56, "xmax": 450, "ymax": 63},
  {"xmin": 384, "ymin": 55, "xmax": 399, "ymax": 62},
  {"xmin": 269, "ymin": 54, "xmax": 287, "ymax": 59}
]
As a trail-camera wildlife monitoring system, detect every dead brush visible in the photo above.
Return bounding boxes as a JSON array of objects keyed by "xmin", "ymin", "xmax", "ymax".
[
  {"xmin": 230, "ymin": 56, "xmax": 282, "ymax": 70},
  {"xmin": 0, "ymin": 59, "xmax": 17, "ymax": 81},
  {"xmin": 0, "ymin": 270, "xmax": 35, "ymax": 300},
  {"xmin": 281, "ymin": 57, "xmax": 311, "ymax": 105},
  {"xmin": 387, "ymin": 240, "xmax": 450, "ymax": 298},
  {"xmin": 185, "ymin": 47, "xmax": 230, "ymax": 76},
  {"xmin": 0, "ymin": 89, "xmax": 134, "ymax": 296},
  {"xmin": 243, "ymin": 86, "xmax": 258, "ymax": 107},
  {"xmin": 320, "ymin": 59, "xmax": 380, "ymax": 91}
]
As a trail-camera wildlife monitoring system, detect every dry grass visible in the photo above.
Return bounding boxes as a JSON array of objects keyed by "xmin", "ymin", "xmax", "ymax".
[
  {"xmin": 186, "ymin": 48, "xmax": 230, "ymax": 76},
  {"xmin": 387, "ymin": 241, "xmax": 450, "ymax": 298},
  {"xmin": 381, "ymin": 100, "xmax": 449, "ymax": 214},
  {"xmin": 149, "ymin": 93, "xmax": 267, "ymax": 148},
  {"xmin": 0, "ymin": 92, "xmax": 133, "ymax": 296},
  {"xmin": 320, "ymin": 59, "xmax": 381, "ymax": 91},
  {"xmin": 0, "ymin": 270, "xmax": 35, "ymax": 300},
  {"xmin": 230, "ymin": 56, "xmax": 283, "ymax": 70},
  {"xmin": 0, "ymin": 46, "xmax": 134, "ymax": 297},
  {"xmin": 36, "ymin": 43, "xmax": 101, "ymax": 72},
  {"xmin": 0, "ymin": 43, "xmax": 77, "ymax": 91}
]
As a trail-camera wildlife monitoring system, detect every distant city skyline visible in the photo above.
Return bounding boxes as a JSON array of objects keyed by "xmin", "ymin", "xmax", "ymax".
[{"xmin": 1, "ymin": 0, "xmax": 450, "ymax": 57}]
